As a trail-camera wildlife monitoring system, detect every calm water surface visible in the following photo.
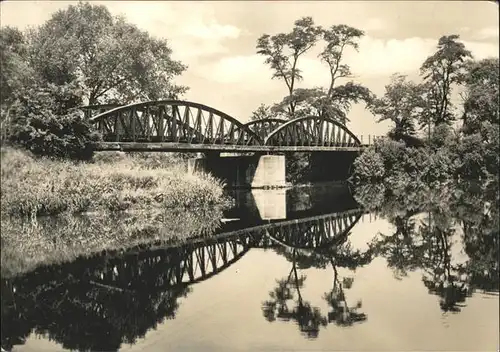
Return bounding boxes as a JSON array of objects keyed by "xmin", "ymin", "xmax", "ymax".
[{"xmin": 2, "ymin": 182, "xmax": 499, "ymax": 352}]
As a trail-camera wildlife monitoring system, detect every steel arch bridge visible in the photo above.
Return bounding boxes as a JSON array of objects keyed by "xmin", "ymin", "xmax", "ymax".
[{"xmin": 88, "ymin": 100, "xmax": 363, "ymax": 153}]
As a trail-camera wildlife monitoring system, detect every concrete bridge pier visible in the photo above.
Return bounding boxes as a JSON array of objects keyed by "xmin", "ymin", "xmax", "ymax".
[
  {"xmin": 308, "ymin": 151, "xmax": 360, "ymax": 182},
  {"xmin": 187, "ymin": 154, "xmax": 287, "ymax": 189}
]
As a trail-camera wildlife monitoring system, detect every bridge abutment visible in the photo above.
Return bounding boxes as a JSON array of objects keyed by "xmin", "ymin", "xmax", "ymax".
[{"xmin": 187, "ymin": 154, "xmax": 287, "ymax": 189}]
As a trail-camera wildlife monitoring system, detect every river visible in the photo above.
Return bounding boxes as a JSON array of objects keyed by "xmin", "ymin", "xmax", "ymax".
[{"xmin": 1, "ymin": 181, "xmax": 499, "ymax": 352}]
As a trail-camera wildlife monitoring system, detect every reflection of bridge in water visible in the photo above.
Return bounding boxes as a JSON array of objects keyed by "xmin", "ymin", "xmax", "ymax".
[
  {"xmin": 2, "ymin": 185, "xmax": 377, "ymax": 352},
  {"xmin": 86, "ymin": 184, "xmax": 373, "ymax": 287},
  {"xmin": 99, "ymin": 208, "xmax": 368, "ymax": 287},
  {"xmin": 4, "ymin": 184, "xmax": 378, "ymax": 291}
]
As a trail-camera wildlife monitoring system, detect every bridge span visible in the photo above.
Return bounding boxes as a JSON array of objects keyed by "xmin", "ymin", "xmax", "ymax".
[
  {"xmin": 85, "ymin": 100, "xmax": 382, "ymax": 153},
  {"xmin": 84, "ymin": 100, "xmax": 384, "ymax": 187}
]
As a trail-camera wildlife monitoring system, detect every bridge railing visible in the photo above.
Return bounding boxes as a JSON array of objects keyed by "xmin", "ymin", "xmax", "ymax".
[{"xmin": 355, "ymin": 135, "xmax": 388, "ymax": 146}]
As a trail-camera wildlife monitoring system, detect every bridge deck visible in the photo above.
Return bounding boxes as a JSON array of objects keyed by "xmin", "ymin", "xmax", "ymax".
[{"xmin": 95, "ymin": 142, "xmax": 368, "ymax": 152}]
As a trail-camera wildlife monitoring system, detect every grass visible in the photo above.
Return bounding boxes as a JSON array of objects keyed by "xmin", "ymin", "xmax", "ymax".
[
  {"xmin": 1, "ymin": 207, "xmax": 225, "ymax": 278},
  {"xmin": 1, "ymin": 147, "xmax": 230, "ymax": 217}
]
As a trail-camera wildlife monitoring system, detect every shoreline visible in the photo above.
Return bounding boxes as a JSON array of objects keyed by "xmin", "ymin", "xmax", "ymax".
[{"xmin": 1, "ymin": 147, "xmax": 230, "ymax": 218}]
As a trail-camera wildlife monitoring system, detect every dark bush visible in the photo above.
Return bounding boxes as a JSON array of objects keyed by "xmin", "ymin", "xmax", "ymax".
[
  {"xmin": 351, "ymin": 149, "xmax": 385, "ymax": 182},
  {"xmin": 388, "ymin": 131, "xmax": 425, "ymax": 148},
  {"xmin": 454, "ymin": 134, "xmax": 487, "ymax": 179},
  {"xmin": 352, "ymin": 137, "xmax": 462, "ymax": 184},
  {"xmin": 9, "ymin": 112, "xmax": 100, "ymax": 160},
  {"xmin": 286, "ymin": 152, "xmax": 312, "ymax": 184},
  {"xmin": 6, "ymin": 83, "xmax": 101, "ymax": 160},
  {"xmin": 373, "ymin": 139, "xmax": 407, "ymax": 172}
]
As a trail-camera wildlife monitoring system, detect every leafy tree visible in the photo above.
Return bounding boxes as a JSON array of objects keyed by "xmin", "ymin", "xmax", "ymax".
[
  {"xmin": 350, "ymin": 149, "xmax": 385, "ymax": 182},
  {"xmin": 272, "ymin": 83, "xmax": 372, "ymax": 124},
  {"xmin": 419, "ymin": 35, "xmax": 472, "ymax": 130},
  {"xmin": 256, "ymin": 17, "xmax": 323, "ymax": 118},
  {"xmin": 454, "ymin": 134, "xmax": 488, "ymax": 179},
  {"xmin": 257, "ymin": 20, "xmax": 372, "ymax": 123},
  {"xmin": 249, "ymin": 103, "xmax": 275, "ymax": 121},
  {"xmin": 369, "ymin": 74, "xmax": 426, "ymax": 138},
  {"xmin": 0, "ymin": 27, "xmax": 32, "ymax": 108},
  {"xmin": 314, "ymin": 24, "xmax": 373, "ymax": 122},
  {"xmin": 0, "ymin": 27, "xmax": 34, "ymax": 142},
  {"xmin": 461, "ymin": 58, "xmax": 499, "ymax": 135},
  {"xmin": 7, "ymin": 82, "xmax": 100, "ymax": 160},
  {"xmin": 256, "ymin": 18, "xmax": 372, "ymax": 184},
  {"xmin": 27, "ymin": 2, "xmax": 187, "ymax": 106},
  {"xmin": 455, "ymin": 58, "xmax": 499, "ymax": 179}
]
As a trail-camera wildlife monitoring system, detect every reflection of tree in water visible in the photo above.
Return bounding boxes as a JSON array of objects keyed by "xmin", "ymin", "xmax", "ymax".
[
  {"xmin": 457, "ymin": 187, "xmax": 499, "ymax": 293},
  {"xmin": 262, "ymin": 232, "xmax": 374, "ymax": 339},
  {"xmin": 358, "ymin": 180, "xmax": 499, "ymax": 314},
  {"xmin": 2, "ymin": 206, "xmax": 367, "ymax": 350},
  {"xmin": 374, "ymin": 216, "xmax": 422, "ymax": 279},
  {"xmin": 262, "ymin": 249, "xmax": 328, "ymax": 339},
  {"xmin": 419, "ymin": 214, "xmax": 470, "ymax": 313},
  {"xmin": 323, "ymin": 261, "xmax": 366, "ymax": 326},
  {"xmin": 1, "ymin": 246, "xmax": 194, "ymax": 352}
]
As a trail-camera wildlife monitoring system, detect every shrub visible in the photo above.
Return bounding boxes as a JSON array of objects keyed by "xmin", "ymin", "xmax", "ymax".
[
  {"xmin": 454, "ymin": 134, "xmax": 487, "ymax": 179},
  {"xmin": 9, "ymin": 111, "xmax": 100, "ymax": 160},
  {"xmin": 401, "ymin": 147, "xmax": 428, "ymax": 177},
  {"xmin": 429, "ymin": 123, "xmax": 456, "ymax": 149},
  {"xmin": 286, "ymin": 152, "xmax": 311, "ymax": 183},
  {"xmin": 6, "ymin": 82, "xmax": 100, "ymax": 160},
  {"xmin": 425, "ymin": 148, "xmax": 455, "ymax": 181},
  {"xmin": 388, "ymin": 131, "xmax": 425, "ymax": 148},
  {"xmin": 373, "ymin": 139, "xmax": 407, "ymax": 172},
  {"xmin": 351, "ymin": 149, "xmax": 385, "ymax": 182},
  {"xmin": 480, "ymin": 121, "xmax": 499, "ymax": 178}
]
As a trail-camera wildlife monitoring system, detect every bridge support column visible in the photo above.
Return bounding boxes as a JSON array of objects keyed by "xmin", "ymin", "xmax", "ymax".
[
  {"xmin": 187, "ymin": 154, "xmax": 286, "ymax": 189},
  {"xmin": 309, "ymin": 151, "xmax": 360, "ymax": 181}
]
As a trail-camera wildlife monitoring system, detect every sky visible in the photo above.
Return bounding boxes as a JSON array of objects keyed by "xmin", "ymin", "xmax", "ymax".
[{"xmin": 1, "ymin": 1, "xmax": 499, "ymax": 137}]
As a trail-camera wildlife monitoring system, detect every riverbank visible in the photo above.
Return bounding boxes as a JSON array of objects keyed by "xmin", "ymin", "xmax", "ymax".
[
  {"xmin": 350, "ymin": 133, "xmax": 499, "ymax": 185},
  {"xmin": 0, "ymin": 147, "xmax": 230, "ymax": 217}
]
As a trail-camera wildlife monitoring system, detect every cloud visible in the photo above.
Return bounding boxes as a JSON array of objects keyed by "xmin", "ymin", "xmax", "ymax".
[
  {"xmin": 179, "ymin": 19, "xmax": 240, "ymax": 40},
  {"xmin": 474, "ymin": 26, "xmax": 500, "ymax": 40},
  {"xmin": 98, "ymin": 2, "xmax": 243, "ymax": 62},
  {"xmin": 201, "ymin": 36, "xmax": 435, "ymax": 87},
  {"xmin": 348, "ymin": 37, "xmax": 436, "ymax": 76},
  {"xmin": 198, "ymin": 54, "xmax": 281, "ymax": 92},
  {"xmin": 463, "ymin": 40, "xmax": 500, "ymax": 60},
  {"xmin": 203, "ymin": 34, "xmax": 499, "ymax": 89},
  {"xmin": 362, "ymin": 18, "xmax": 387, "ymax": 32},
  {"xmin": 0, "ymin": 1, "xmax": 244, "ymax": 64}
]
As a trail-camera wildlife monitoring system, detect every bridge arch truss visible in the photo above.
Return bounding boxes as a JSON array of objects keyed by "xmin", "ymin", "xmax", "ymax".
[
  {"xmin": 264, "ymin": 116, "xmax": 361, "ymax": 148},
  {"xmin": 90, "ymin": 100, "xmax": 262, "ymax": 147},
  {"xmin": 238, "ymin": 118, "xmax": 287, "ymax": 141}
]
